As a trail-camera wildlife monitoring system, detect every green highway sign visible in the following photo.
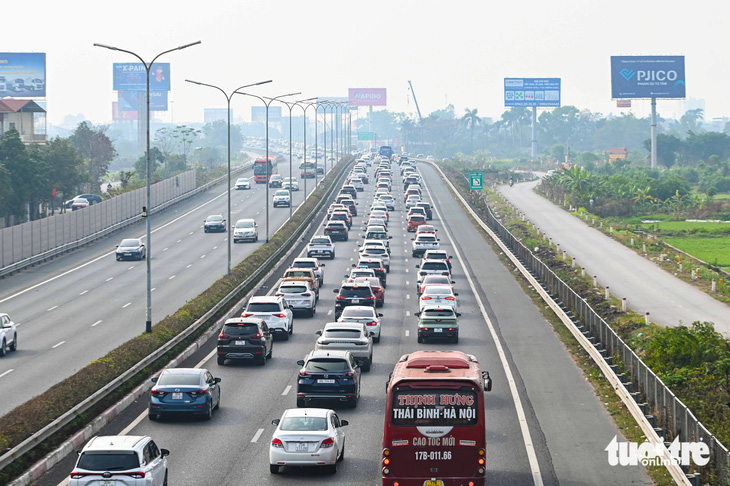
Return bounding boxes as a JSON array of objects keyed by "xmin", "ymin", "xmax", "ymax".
[
  {"xmin": 470, "ymin": 172, "xmax": 483, "ymax": 190},
  {"xmin": 357, "ymin": 132, "xmax": 374, "ymax": 141}
]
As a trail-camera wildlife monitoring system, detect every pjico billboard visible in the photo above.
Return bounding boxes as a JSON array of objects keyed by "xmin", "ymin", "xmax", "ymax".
[
  {"xmin": 611, "ymin": 56, "xmax": 686, "ymax": 99},
  {"xmin": 0, "ymin": 53, "xmax": 46, "ymax": 97},
  {"xmin": 504, "ymin": 78, "xmax": 560, "ymax": 107},
  {"xmin": 348, "ymin": 88, "xmax": 387, "ymax": 106}
]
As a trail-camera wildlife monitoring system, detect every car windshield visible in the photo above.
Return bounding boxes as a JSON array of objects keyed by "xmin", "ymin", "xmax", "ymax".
[
  {"xmin": 422, "ymin": 309, "xmax": 456, "ymax": 318},
  {"xmin": 236, "ymin": 221, "xmax": 254, "ymax": 228},
  {"xmin": 77, "ymin": 452, "xmax": 139, "ymax": 471},
  {"xmin": 417, "ymin": 236, "xmax": 437, "ymax": 242},
  {"xmin": 293, "ymin": 261, "xmax": 315, "ymax": 268},
  {"xmin": 206, "ymin": 215, "xmax": 223, "ymax": 222},
  {"xmin": 423, "ymin": 276, "xmax": 451, "ymax": 285},
  {"xmin": 279, "ymin": 285, "xmax": 308, "ymax": 294},
  {"xmin": 340, "ymin": 287, "xmax": 373, "ymax": 297},
  {"xmin": 286, "ymin": 270, "xmax": 311, "ymax": 277},
  {"xmin": 311, "ymin": 238, "xmax": 330, "ymax": 245},
  {"xmin": 280, "ymin": 417, "xmax": 328, "ymax": 431},
  {"xmin": 423, "ymin": 286, "xmax": 453, "ymax": 296},
  {"xmin": 236, "ymin": 178, "xmax": 247, "ymax": 183},
  {"xmin": 119, "ymin": 239, "xmax": 139, "ymax": 248},
  {"xmin": 275, "ymin": 190, "xmax": 289, "ymax": 196},
  {"xmin": 363, "ymin": 247, "xmax": 385, "ymax": 254},
  {"xmin": 422, "ymin": 262, "xmax": 448, "ymax": 271},
  {"xmin": 305, "ymin": 359, "xmax": 349, "ymax": 371},
  {"xmin": 323, "ymin": 329, "xmax": 361, "ymax": 339},
  {"xmin": 368, "ymin": 232, "xmax": 387, "ymax": 239},
  {"xmin": 223, "ymin": 323, "xmax": 260, "ymax": 336},
  {"xmin": 340, "ymin": 308, "xmax": 375, "ymax": 318},
  {"xmin": 247, "ymin": 303, "xmax": 282, "ymax": 312},
  {"xmin": 157, "ymin": 373, "xmax": 200, "ymax": 386}
]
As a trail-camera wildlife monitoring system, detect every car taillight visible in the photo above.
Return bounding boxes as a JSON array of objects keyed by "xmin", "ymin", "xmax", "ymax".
[
  {"xmin": 70, "ymin": 472, "xmax": 90, "ymax": 479},
  {"xmin": 275, "ymin": 292, "xmax": 283, "ymax": 296},
  {"xmin": 366, "ymin": 321, "xmax": 377, "ymax": 326},
  {"xmin": 299, "ymin": 370, "xmax": 311, "ymax": 377},
  {"xmin": 446, "ymin": 296, "xmax": 456, "ymax": 300},
  {"xmin": 128, "ymin": 472, "xmax": 146, "ymax": 479},
  {"xmin": 337, "ymin": 295, "xmax": 347, "ymax": 299},
  {"xmin": 320, "ymin": 437, "xmax": 335, "ymax": 448},
  {"xmin": 188, "ymin": 389, "xmax": 207, "ymax": 397},
  {"xmin": 422, "ymin": 296, "xmax": 432, "ymax": 300},
  {"xmin": 301, "ymin": 292, "xmax": 312, "ymax": 297},
  {"xmin": 365, "ymin": 295, "xmax": 374, "ymax": 299},
  {"xmin": 344, "ymin": 371, "xmax": 355, "ymax": 377},
  {"xmin": 219, "ymin": 332, "xmax": 230, "ymax": 339},
  {"xmin": 443, "ymin": 272, "xmax": 450, "ymax": 276},
  {"xmin": 271, "ymin": 438, "xmax": 284, "ymax": 448},
  {"xmin": 151, "ymin": 389, "xmax": 166, "ymax": 397},
  {"xmin": 255, "ymin": 332, "xmax": 262, "ymax": 338},
  {"xmin": 241, "ymin": 313, "xmax": 253, "ymax": 317},
  {"xmin": 273, "ymin": 313, "xmax": 286, "ymax": 318}
]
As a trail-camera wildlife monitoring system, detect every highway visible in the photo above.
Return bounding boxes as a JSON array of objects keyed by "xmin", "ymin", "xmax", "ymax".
[
  {"xmin": 36, "ymin": 158, "xmax": 652, "ymax": 485},
  {"xmin": 0, "ymin": 156, "xmax": 333, "ymax": 414}
]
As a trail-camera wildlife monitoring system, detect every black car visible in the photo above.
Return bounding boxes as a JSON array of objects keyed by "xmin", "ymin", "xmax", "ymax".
[
  {"xmin": 324, "ymin": 221, "xmax": 348, "ymax": 241},
  {"xmin": 217, "ymin": 318, "xmax": 273, "ymax": 365},
  {"xmin": 204, "ymin": 214, "xmax": 226, "ymax": 233},
  {"xmin": 333, "ymin": 282, "xmax": 376, "ymax": 318},
  {"xmin": 330, "ymin": 211, "xmax": 352, "ymax": 229},
  {"xmin": 116, "ymin": 238, "xmax": 146, "ymax": 261},
  {"xmin": 296, "ymin": 350, "xmax": 361, "ymax": 408},
  {"xmin": 414, "ymin": 202, "xmax": 432, "ymax": 220}
]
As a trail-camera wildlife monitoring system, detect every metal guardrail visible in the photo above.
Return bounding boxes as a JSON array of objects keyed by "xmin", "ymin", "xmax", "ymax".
[
  {"xmin": 429, "ymin": 162, "xmax": 726, "ymax": 484},
  {"xmin": 0, "ymin": 156, "xmax": 352, "ymax": 475},
  {"xmin": 0, "ymin": 164, "xmax": 252, "ymax": 278}
]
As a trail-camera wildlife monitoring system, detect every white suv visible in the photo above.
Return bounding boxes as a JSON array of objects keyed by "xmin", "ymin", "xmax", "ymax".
[
  {"xmin": 242, "ymin": 296, "xmax": 294, "ymax": 340},
  {"xmin": 69, "ymin": 435, "xmax": 169, "ymax": 486},
  {"xmin": 0, "ymin": 313, "xmax": 18, "ymax": 357},
  {"xmin": 233, "ymin": 218, "xmax": 258, "ymax": 243},
  {"xmin": 273, "ymin": 190, "xmax": 291, "ymax": 207}
]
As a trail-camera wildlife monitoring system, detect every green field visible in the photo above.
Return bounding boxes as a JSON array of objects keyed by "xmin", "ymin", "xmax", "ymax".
[
  {"xmin": 638, "ymin": 220, "xmax": 730, "ymax": 235},
  {"xmin": 665, "ymin": 236, "xmax": 730, "ymax": 268}
]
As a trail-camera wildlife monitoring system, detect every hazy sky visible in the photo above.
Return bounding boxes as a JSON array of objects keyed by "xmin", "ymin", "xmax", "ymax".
[{"xmin": 3, "ymin": 0, "xmax": 727, "ymax": 126}]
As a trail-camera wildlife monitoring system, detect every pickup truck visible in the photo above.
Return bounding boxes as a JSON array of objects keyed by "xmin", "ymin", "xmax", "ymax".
[
  {"xmin": 411, "ymin": 233, "xmax": 440, "ymax": 257},
  {"xmin": 281, "ymin": 268, "xmax": 320, "ymax": 300}
]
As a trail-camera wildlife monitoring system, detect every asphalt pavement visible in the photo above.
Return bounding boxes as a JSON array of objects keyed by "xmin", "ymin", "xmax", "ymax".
[{"xmin": 497, "ymin": 180, "xmax": 729, "ymax": 335}]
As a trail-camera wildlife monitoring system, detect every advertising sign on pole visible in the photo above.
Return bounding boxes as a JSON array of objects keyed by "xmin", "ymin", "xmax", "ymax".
[
  {"xmin": 251, "ymin": 106, "xmax": 282, "ymax": 122},
  {"xmin": 504, "ymin": 78, "xmax": 561, "ymax": 107},
  {"xmin": 113, "ymin": 63, "xmax": 171, "ymax": 91},
  {"xmin": 470, "ymin": 172, "xmax": 483, "ymax": 191},
  {"xmin": 118, "ymin": 91, "xmax": 168, "ymax": 111},
  {"xmin": 611, "ymin": 56, "xmax": 686, "ymax": 99},
  {"xmin": 348, "ymin": 88, "xmax": 387, "ymax": 106},
  {"xmin": 112, "ymin": 102, "xmax": 137, "ymax": 121},
  {"xmin": 0, "ymin": 52, "xmax": 46, "ymax": 97}
]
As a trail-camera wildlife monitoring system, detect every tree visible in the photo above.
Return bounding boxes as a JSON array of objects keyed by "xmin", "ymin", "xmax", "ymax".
[
  {"xmin": 201, "ymin": 120, "xmax": 243, "ymax": 154},
  {"xmin": 0, "ymin": 162, "xmax": 12, "ymax": 217},
  {"xmin": 170, "ymin": 125, "xmax": 200, "ymax": 162},
  {"xmin": 0, "ymin": 128, "xmax": 46, "ymax": 221},
  {"xmin": 643, "ymin": 133, "xmax": 682, "ymax": 168},
  {"xmin": 39, "ymin": 137, "xmax": 86, "ymax": 209},
  {"xmin": 69, "ymin": 122, "xmax": 116, "ymax": 192},
  {"xmin": 461, "ymin": 108, "xmax": 481, "ymax": 153}
]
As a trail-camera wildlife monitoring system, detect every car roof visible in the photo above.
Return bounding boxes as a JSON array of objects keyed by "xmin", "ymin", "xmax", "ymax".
[
  {"xmin": 84, "ymin": 435, "xmax": 148, "ymax": 452},
  {"xmin": 224, "ymin": 317, "xmax": 265, "ymax": 325},
  {"xmin": 341, "ymin": 305, "xmax": 376, "ymax": 312},
  {"xmin": 323, "ymin": 321, "xmax": 365, "ymax": 331},
  {"xmin": 422, "ymin": 285, "xmax": 453, "ymax": 293},
  {"xmin": 293, "ymin": 257, "xmax": 318, "ymax": 263},
  {"xmin": 306, "ymin": 349, "xmax": 352, "ymax": 360},
  {"xmin": 282, "ymin": 407, "xmax": 331, "ymax": 419},
  {"xmin": 249, "ymin": 296, "xmax": 282, "ymax": 303},
  {"xmin": 160, "ymin": 368, "xmax": 204, "ymax": 375}
]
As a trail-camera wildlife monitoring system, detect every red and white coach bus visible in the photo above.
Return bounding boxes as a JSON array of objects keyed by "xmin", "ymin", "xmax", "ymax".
[{"xmin": 382, "ymin": 350, "xmax": 493, "ymax": 486}]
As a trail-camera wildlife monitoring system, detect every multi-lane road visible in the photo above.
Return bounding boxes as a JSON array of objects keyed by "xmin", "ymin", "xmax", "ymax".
[
  {"xmin": 33, "ymin": 158, "xmax": 651, "ymax": 485},
  {"xmin": 0, "ymin": 157, "xmax": 332, "ymax": 414}
]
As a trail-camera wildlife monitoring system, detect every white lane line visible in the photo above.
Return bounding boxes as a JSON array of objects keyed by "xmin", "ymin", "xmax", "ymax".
[
  {"xmin": 122, "ymin": 302, "xmax": 131, "ymax": 308},
  {"xmin": 189, "ymin": 231, "xmax": 194, "ymax": 235},
  {"xmin": 177, "ymin": 239, "xmax": 182, "ymax": 243},
  {"xmin": 406, "ymin": 281, "xmax": 410, "ymax": 286},
  {"xmin": 327, "ymin": 310, "xmax": 333, "ymax": 316},
  {"xmin": 405, "ymin": 268, "xmax": 409, "ymax": 273},
  {"xmin": 187, "ymin": 264, "xmax": 192, "ymax": 268},
  {"xmin": 106, "ymin": 277, "xmax": 113, "ymax": 282},
  {"xmin": 423, "ymin": 171, "xmax": 545, "ymax": 485},
  {"xmin": 200, "ymin": 254, "xmax": 206, "ymax": 259},
  {"xmin": 194, "ymin": 349, "xmax": 217, "ymax": 369},
  {"xmin": 119, "ymin": 407, "xmax": 149, "ymax": 437},
  {"xmin": 47, "ymin": 305, "xmax": 58, "ymax": 311},
  {"xmin": 406, "ymin": 294, "xmax": 410, "ymax": 300},
  {"xmin": 213, "ymin": 246, "xmax": 218, "ymax": 250},
  {"xmin": 405, "ymin": 258, "xmax": 408, "ymax": 262},
  {"xmin": 52, "ymin": 341, "xmax": 66, "ymax": 349},
  {"xmin": 251, "ymin": 428, "xmax": 265, "ymax": 443},
  {"xmin": 92, "ymin": 320, "xmax": 102, "ymax": 327},
  {"xmin": 405, "ymin": 330, "xmax": 410, "ymax": 337},
  {"xmin": 79, "ymin": 290, "xmax": 89, "ymax": 296},
  {"xmin": 128, "ymin": 266, "xmax": 135, "ymax": 270},
  {"xmin": 151, "ymin": 287, "xmax": 156, "ymax": 292},
  {"xmin": 163, "ymin": 247, "xmax": 169, "ymax": 252},
  {"xmin": 169, "ymin": 275, "xmax": 176, "ymax": 280},
  {"xmin": 0, "ymin": 369, "xmax": 14, "ymax": 379},
  {"xmin": 282, "ymin": 385, "xmax": 292, "ymax": 396},
  {"xmin": 406, "ymin": 311, "xmax": 411, "ymax": 316}
]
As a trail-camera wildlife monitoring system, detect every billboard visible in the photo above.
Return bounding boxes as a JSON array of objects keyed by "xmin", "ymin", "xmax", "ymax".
[
  {"xmin": 112, "ymin": 102, "xmax": 137, "ymax": 121},
  {"xmin": 113, "ymin": 63, "xmax": 170, "ymax": 91},
  {"xmin": 251, "ymin": 105, "xmax": 282, "ymax": 122},
  {"xmin": 348, "ymin": 88, "xmax": 387, "ymax": 106},
  {"xmin": 611, "ymin": 56, "xmax": 686, "ymax": 99},
  {"xmin": 504, "ymin": 78, "xmax": 561, "ymax": 107},
  {"xmin": 204, "ymin": 108, "xmax": 232, "ymax": 123},
  {"xmin": 0, "ymin": 52, "xmax": 46, "ymax": 97},
  {"xmin": 118, "ymin": 90, "xmax": 168, "ymax": 111}
]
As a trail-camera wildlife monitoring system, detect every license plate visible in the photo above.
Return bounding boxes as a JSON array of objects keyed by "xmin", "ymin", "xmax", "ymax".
[
  {"xmin": 434, "ymin": 328, "xmax": 443, "ymax": 333},
  {"xmin": 172, "ymin": 392, "xmax": 183, "ymax": 400},
  {"xmin": 235, "ymin": 340, "xmax": 246, "ymax": 345},
  {"xmin": 351, "ymin": 299, "xmax": 360, "ymax": 304},
  {"xmin": 317, "ymin": 379, "xmax": 335, "ymax": 384},
  {"xmin": 425, "ymin": 481, "xmax": 443, "ymax": 486},
  {"xmin": 296, "ymin": 442, "xmax": 309, "ymax": 451},
  {"xmin": 101, "ymin": 481, "xmax": 115, "ymax": 486}
]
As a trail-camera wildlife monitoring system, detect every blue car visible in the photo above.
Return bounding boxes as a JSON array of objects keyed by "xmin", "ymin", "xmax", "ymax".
[{"xmin": 148, "ymin": 368, "xmax": 221, "ymax": 421}]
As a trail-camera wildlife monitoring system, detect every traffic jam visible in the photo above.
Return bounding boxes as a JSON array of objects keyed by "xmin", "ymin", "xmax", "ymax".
[{"xmin": 65, "ymin": 151, "xmax": 493, "ymax": 486}]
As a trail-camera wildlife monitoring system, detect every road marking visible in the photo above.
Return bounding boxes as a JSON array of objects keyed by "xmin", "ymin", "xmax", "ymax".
[
  {"xmin": 151, "ymin": 287, "xmax": 156, "ymax": 292},
  {"xmin": 106, "ymin": 277, "xmax": 113, "ymax": 282},
  {"xmin": 79, "ymin": 290, "xmax": 88, "ymax": 296},
  {"xmin": 406, "ymin": 281, "xmax": 409, "ymax": 286},
  {"xmin": 187, "ymin": 264, "xmax": 192, "ymax": 268},
  {"xmin": 423, "ymin": 170, "xmax": 545, "ymax": 485},
  {"xmin": 405, "ymin": 268, "xmax": 409, "ymax": 273},
  {"xmin": 406, "ymin": 294, "xmax": 410, "ymax": 300},
  {"xmin": 201, "ymin": 254, "xmax": 206, "ymax": 259},
  {"xmin": 189, "ymin": 231, "xmax": 194, "ymax": 235},
  {"xmin": 122, "ymin": 302, "xmax": 131, "ymax": 308},
  {"xmin": 251, "ymin": 428, "xmax": 265, "ymax": 443},
  {"xmin": 327, "ymin": 310, "xmax": 333, "ymax": 316},
  {"xmin": 177, "ymin": 239, "xmax": 182, "ymax": 243},
  {"xmin": 163, "ymin": 247, "xmax": 168, "ymax": 252},
  {"xmin": 47, "ymin": 305, "xmax": 58, "ymax": 311},
  {"xmin": 52, "ymin": 341, "xmax": 66, "ymax": 349},
  {"xmin": 405, "ymin": 330, "xmax": 410, "ymax": 337},
  {"xmin": 92, "ymin": 320, "xmax": 102, "ymax": 327},
  {"xmin": 406, "ymin": 311, "xmax": 410, "ymax": 316},
  {"xmin": 169, "ymin": 275, "xmax": 176, "ymax": 280},
  {"xmin": 194, "ymin": 349, "xmax": 217, "ymax": 369},
  {"xmin": 213, "ymin": 246, "xmax": 218, "ymax": 250},
  {"xmin": 405, "ymin": 258, "xmax": 408, "ymax": 262},
  {"xmin": 0, "ymin": 369, "xmax": 14, "ymax": 379},
  {"xmin": 128, "ymin": 266, "xmax": 135, "ymax": 270},
  {"xmin": 282, "ymin": 385, "xmax": 292, "ymax": 396}
]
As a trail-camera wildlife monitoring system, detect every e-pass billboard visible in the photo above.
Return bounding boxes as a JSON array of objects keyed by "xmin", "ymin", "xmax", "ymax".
[
  {"xmin": 0, "ymin": 53, "xmax": 46, "ymax": 97},
  {"xmin": 504, "ymin": 78, "xmax": 560, "ymax": 107},
  {"xmin": 113, "ymin": 63, "xmax": 170, "ymax": 91},
  {"xmin": 611, "ymin": 56, "xmax": 686, "ymax": 99}
]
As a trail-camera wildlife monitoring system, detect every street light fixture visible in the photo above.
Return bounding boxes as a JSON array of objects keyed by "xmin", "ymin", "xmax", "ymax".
[
  {"xmin": 94, "ymin": 40, "xmax": 201, "ymax": 334},
  {"xmin": 185, "ymin": 78, "xmax": 272, "ymax": 275},
  {"xmin": 234, "ymin": 91, "xmax": 301, "ymax": 242}
]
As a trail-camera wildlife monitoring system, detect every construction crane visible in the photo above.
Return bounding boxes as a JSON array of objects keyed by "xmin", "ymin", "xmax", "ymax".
[{"xmin": 407, "ymin": 80, "xmax": 423, "ymax": 122}]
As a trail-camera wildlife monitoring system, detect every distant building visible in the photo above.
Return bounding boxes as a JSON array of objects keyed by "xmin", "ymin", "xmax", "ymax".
[
  {"xmin": 0, "ymin": 99, "xmax": 47, "ymax": 144},
  {"xmin": 606, "ymin": 147, "xmax": 629, "ymax": 163}
]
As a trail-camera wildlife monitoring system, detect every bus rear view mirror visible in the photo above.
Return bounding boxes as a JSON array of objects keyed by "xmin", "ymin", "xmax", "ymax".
[{"xmin": 482, "ymin": 371, "xmax": 493, "ymax": 392}]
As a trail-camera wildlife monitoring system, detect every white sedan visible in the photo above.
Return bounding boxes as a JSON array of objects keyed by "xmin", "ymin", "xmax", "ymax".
[
  {"xmin": 419, "ymin": 284, "xmax": 459, "ymax": 313},
  {"xmin": 337, "ymin": 305, "xmax": 382, "ymax": 343},
  {"xmin": 235, "ymin": 177, "xmax": 250, "ymax": 190},
  {"xmin": 270, "ymin": 408, "xmax": 348, "ymax": 474}
]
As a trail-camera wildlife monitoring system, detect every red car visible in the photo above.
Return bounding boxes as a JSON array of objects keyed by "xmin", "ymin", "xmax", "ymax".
[
  {"xmin": 407, "ymin": 214, "xmax": 426, "ymax": 232},
  {"xmin": 353, "ymin": 276, "xmax": 384, "ymax": 307}
]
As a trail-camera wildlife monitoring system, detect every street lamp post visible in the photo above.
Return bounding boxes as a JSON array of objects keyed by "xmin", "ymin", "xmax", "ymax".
[
  {"xmin": 185, "ymin": 78, "xmax": 272, "ymax": 275},
  {"xmin": 234, "ymin": 91, "xmax": 301, "ymax": 242},
  {"xmin": 94, "ymin": 40, "xmax": 201, "ymax": 334},
  {"xmin": 295, "ymin": 99, "xmax": 319, "ymax": 196}
]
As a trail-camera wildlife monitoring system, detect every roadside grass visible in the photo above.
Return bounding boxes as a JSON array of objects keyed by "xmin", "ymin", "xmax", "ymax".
[
  {"xmin": 665, "ymin": 237, "xmax": 730, "ymax": 269},
  {"xmin": 636, "ymin": 220, "xmax": 730, "ymax": 233}
]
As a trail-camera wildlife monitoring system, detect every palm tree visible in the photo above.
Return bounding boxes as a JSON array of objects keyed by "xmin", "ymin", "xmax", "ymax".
[
  {"xmin": 559, "ymin": 166, "xmax": 592, "ymax": 207},
  {"xmin": 462, "ymin": 108, "xmax": 480, "ymax": 153}
]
